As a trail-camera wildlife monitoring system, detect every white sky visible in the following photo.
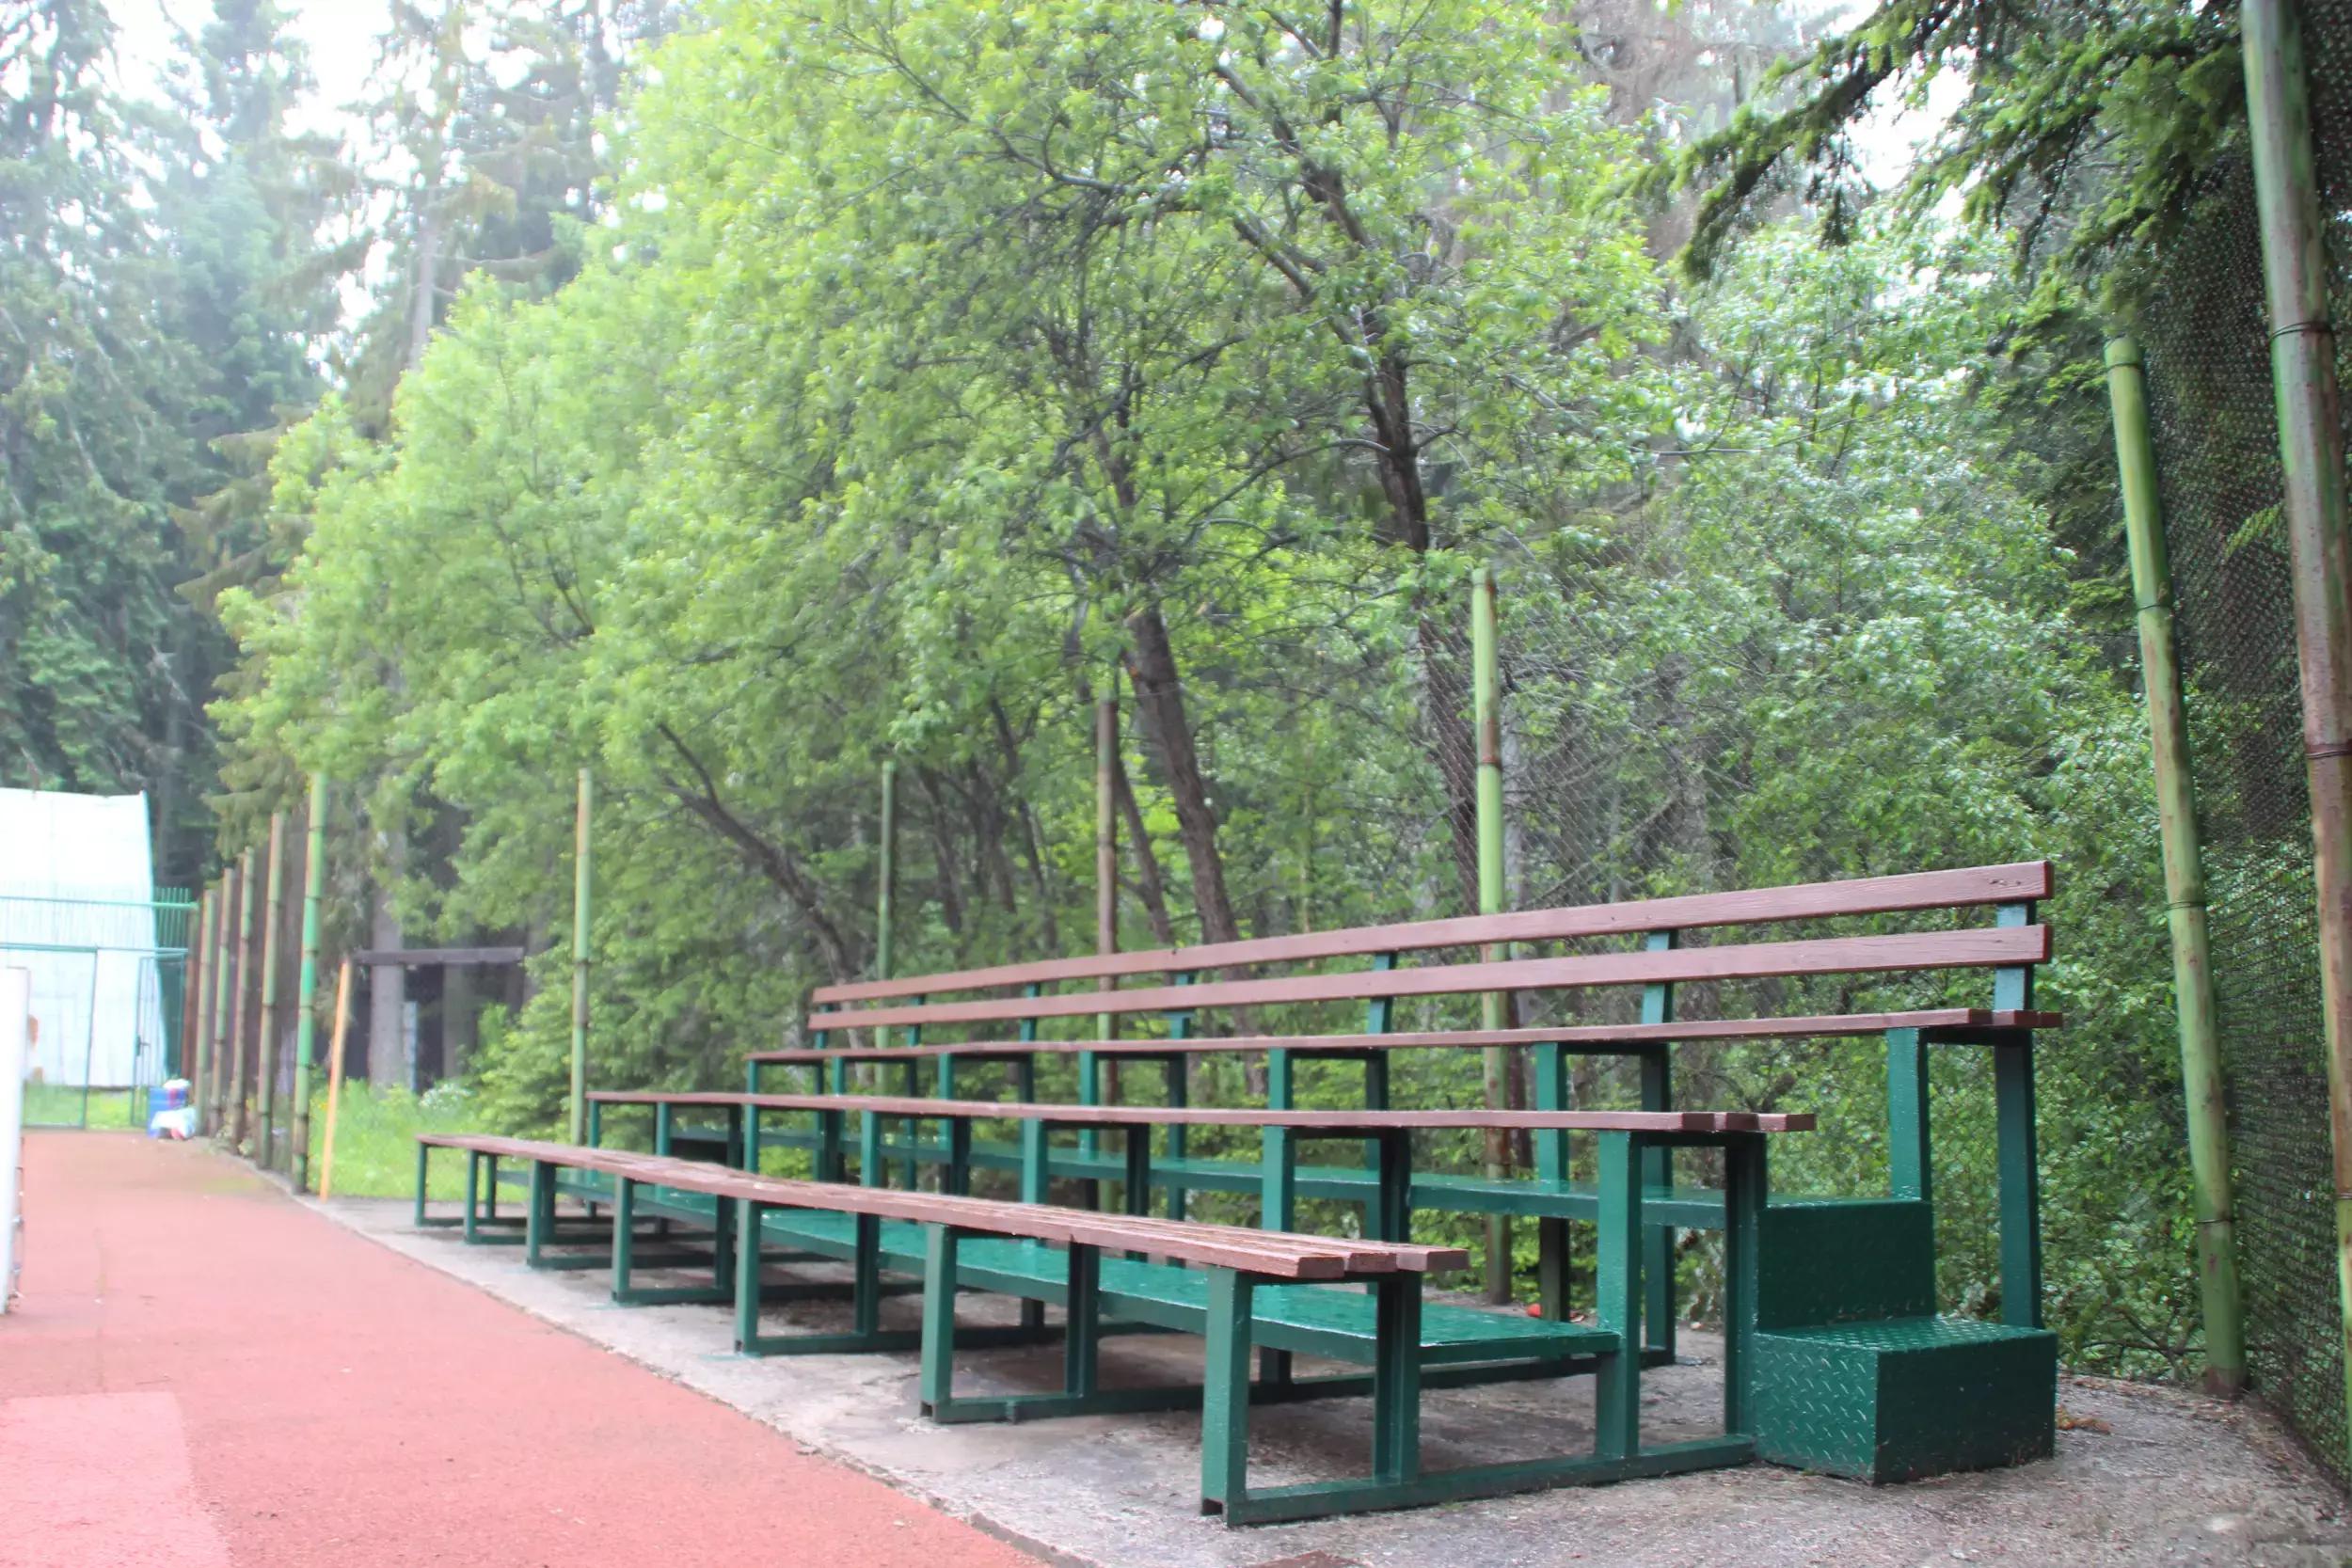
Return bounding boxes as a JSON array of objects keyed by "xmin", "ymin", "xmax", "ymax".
[
  {"xmin": 107, "ymin": 0, "xmax": 381, "ymax": 145},
  {"xmin": 105, "ymin": 1, "xmax": 1951, "ymax": 185}
]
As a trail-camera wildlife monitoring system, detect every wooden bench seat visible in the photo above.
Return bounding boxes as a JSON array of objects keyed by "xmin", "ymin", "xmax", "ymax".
[{"xmin": 416, "ymin": 1122, "xmax": 1796, "ymax": 1522}]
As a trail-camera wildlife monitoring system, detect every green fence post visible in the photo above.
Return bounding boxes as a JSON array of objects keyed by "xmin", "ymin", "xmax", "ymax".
[
  {"xmin": 570, "ymin": 768, "xmax": 592, "ymax": 1143},
  {"xmin": 1470, "ymin": 563, "xmax": 1513, "ymax": 1304},
  {"xmin": 208, "ymin": 870, "xmax": 235, "ymax": 1138},
  {"xmin": 292, "ymin": 777, "xmax": 329, "ymax": 1191},
  {"xmin": 2245, "ymin": 0, "xmax": 2352, "ymax": 1457},
  {"xmin": 228, "ymin": 847, "xmax": 256, "ymax": 1148},
  {"xmin": 2106, "ymin": 336, "xmax": 2247, "ymax": 1393},
  {"xmin": 876, "ymin": 758, "xmax": 897, "ymax": 983},
  {"xmin": 189, "ymin": 888, "xmax": 214, "ymax": 1137},
  {"xmin": 255, "ymin": 812, "xmax": 286, "ymax": 1169}
]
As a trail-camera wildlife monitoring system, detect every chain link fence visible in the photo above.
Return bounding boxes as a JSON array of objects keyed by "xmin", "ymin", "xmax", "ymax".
[{"xmin": 2134, "ymin": 0, "xmax": 2352, "ymax": 1482}]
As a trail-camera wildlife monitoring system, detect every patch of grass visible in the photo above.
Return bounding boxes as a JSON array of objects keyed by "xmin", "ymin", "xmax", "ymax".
[
  {"xmin": 23, "ymin": 1084, "xmax": 141, "ymax": 1129},
  {"xmin": 312, "ymin": 1082, "xmax": 501, "ymax": 1199}
]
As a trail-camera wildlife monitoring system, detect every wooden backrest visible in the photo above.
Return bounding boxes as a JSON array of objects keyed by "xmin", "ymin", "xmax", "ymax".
[
  {"xmin": 584, "ymin": 1089, "xmax": 1818, "ymax": 1134},
  {"xmin": 807, "ymin": 926, "xmax": 2049, "ymax": 1037},
  {"xmin": 814, "ymin": 861, "xmax": 2049, "ymax": 1009}
]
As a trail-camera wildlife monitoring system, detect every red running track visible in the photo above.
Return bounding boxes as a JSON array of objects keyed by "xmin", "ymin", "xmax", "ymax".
[{"xmin": 0, "ymin": 1132, "xmax": 1043, "ymax": 1568}]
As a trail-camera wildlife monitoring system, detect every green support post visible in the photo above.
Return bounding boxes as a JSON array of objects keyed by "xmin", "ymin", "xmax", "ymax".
[
  {"xmin": 255, "ymin": 813, "xmax": 286, "ymax": 1169},
  {"xmin": 919, "ymin": 1224, "xmax": 962, "ymax": 1413},
  {"xmin": 1993, "ymin": 902, "xmax": 2043, "ymax": 1329},
  {"xmin": 1721, "ymin": 1135, "xmax": 1765, "ymax": 1435},
  {"xmin": 1470, "ymin": 564, "xmax": 1513, "ymax": 1304},
  {"xmin": 2244, "ymin": 0, "xmax": 2352, "ymax": 1457},
  {"xmin": 228, "ymin": 847, "xmax": 257, "ymax": 1149},
  {"xmin": 1064, "ymin": 1243, "xmax": 1102, "ymax": 1400},
  {"xmin": 1593, "ymin": 1131, "xmax": 1643, "ymax": 1460},
  {"xmin": 570, "ymin": 768, "xmax": 592, "ymax": 1143},
  {"xmin": 1261, "ymin": 1048, "xmax": 1296, "ymax": 1386},
  {"xmin": 189, "ymin": 888, "xmax": 214, "ymax": 1138},
  {"xmin": 1535, "ymin": 1038, "xmax": 1569, "ymax": 1320},
  {"xmin": 2106, "ymin": 335, "xmax": 2247, "ymax": 1393},
  {"xmin": 1638, "ymin": 932, "xmax": 1677, "ymax": 1356},
  {"xmin": 1164, "ymin": 975, "xmax": 1196, "ymax": 1221},
  {"xmin": 293, "ymin": 777, "xmax": 327, "ymax": 1189},
  {"xmin": 1371, "ymin": 1273, "xmax": 1423, "ymax": 1486},
  {"xmin": 1200, "ymin": 1268, "xmax": 1255, "ymax": 1515},
  {"xmin": 1886, "ymin": 1028, "xmax": 1931, "ymax": 1205},
  {"xmin": 208, "ymin": 871, "xmax": 234, "ymax": 1137}
]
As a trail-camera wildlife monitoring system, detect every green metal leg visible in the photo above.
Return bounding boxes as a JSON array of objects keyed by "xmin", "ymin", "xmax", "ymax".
[
  {"xmin": 485, "ymin": 1155, "xmax": 499, "ymax": 1220},
  {"xmin": 1638, "ymin": 1046, "xmax": 1675, "ymax": 1359},
  {"xmin": 525, "ymin": 1161, "xmax": 551, "ymax": 1268},
  {"xmin": 1594, "ymin": 1132, "xmax": 1642, "ymax": 1460},
  {"xmin": 612, "ymin": 1177, "xmax": 636, "ymax": 1300},
  {"xmin": 1371, "ymin": 1274, "xmax": 1422, "ymax": 1485},
  {"xmin": 735, "ymin": 1197, "xmax": 764, "ymax": 1349},
  {"xmin": 733, "ymin": 1201, "xmax": 921, "ymax": 1354},
  {"xmin": 463, "ymin": 1149, "xmax": 481, "ymax": 1243},
  {"xmin": 1722, "ymin": 1135, "xmax": 1765, "ymax": 1436},
  {"xmin": 413, "ymin": 1143, "xmax": 429, "ymax": 1227},
  {"xmin": 1887, "ymin": 1028, "xmax": 1931, "ymax": 1203},
  {"xmin": 919, "ymin": 1224, "xmax": 961, "ymax": 1414},
  {"xmin": 1200, "ymin": 1269, "xmax": 1255, "ymax": 1516},
  {"xmin": 1534, "ymin": 1040, "xmax": 1570, "ymax": 1320},
  {"xmin": 1063, "ymin": 1243, "xmax": 1101, "ymax": 1401},
  {"xmin": 1995, "ymin": 1039, "xmax": 2043, "ymax": 1329}
]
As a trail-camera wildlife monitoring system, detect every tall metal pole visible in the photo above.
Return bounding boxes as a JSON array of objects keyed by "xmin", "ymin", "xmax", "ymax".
[
  {"xmin": 876, "ymin": 759, "xmax": 898, "ymax": 983},
  {"xmin": 292, "ymin": 776, "xmax": 328, "ymax": 1190},
  {"xmin": 569, "ymin": 768, "xmax": 593, "ymax": 1143},
  {"xmin": 1471, "ymin": 565, "xmax": 1512, "ymax": 1303},
  {"xmin": 187, "ymin": 889, "xmax": 214, "ymax": 1135},
  {"xmin": 2245, "ymin": 0, "xmax": 2352, "ymax": 1450},
  {"xmin": 1096, "ymin": 688, "xmax": 1120, "ymax": 1048},
  {"xmin": 228, "ymin": 847, "xmax": 256, "ymax": 1148},
  {"xmin": 208, "ymin": 870, "xmax": 234, "ymax": 1136},
  {"xmin": 255, "ymin": 813, "xmax": 287, "ymax": 1168},
  {"xmin": 2106, "ymin": 337, "xmax": 2248, "ymax": 1393}
]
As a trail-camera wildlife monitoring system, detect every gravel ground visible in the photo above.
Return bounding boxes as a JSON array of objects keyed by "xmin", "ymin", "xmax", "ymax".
[{"xmin": 326, "ymin": 1188, "xmax": 2352, "ymax": 1568}]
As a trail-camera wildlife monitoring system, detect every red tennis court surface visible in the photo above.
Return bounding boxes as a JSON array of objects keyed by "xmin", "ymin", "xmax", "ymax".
[{"xmin": 0, "ymin": 1132, "xmax": 1042, "ymax": 1568}]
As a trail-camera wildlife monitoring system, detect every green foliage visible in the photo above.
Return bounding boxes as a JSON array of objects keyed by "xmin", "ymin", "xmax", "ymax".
[{"xmin": 15, "ymin": 1, "xmax": 2237, "ymax": 1386}]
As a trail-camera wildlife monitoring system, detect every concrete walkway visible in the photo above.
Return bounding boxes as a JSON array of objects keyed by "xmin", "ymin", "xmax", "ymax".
[{"xmin": 0, "ymin": 1132, "xmax": 1041, "ymax": 1567}]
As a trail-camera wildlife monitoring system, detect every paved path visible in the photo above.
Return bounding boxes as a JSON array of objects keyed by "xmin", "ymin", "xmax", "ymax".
[{"xmin": 0, "ymin": 1132, "xmax": 1041, "ymax": 1568}]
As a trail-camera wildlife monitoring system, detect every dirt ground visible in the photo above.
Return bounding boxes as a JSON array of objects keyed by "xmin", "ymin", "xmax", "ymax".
[{"xmin": 329, "ymin": 1178, "xmax": 2352, "ymax": 1568}]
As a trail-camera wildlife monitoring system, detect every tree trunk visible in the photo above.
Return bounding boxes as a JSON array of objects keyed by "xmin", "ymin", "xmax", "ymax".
[
  {"xmin": 1120, "ymin": 604, "xmax": 1241, "ymax": 947},
  {"xmin": 1112, "ymin": 753, "xmax": 1178, "ymax": 948}
]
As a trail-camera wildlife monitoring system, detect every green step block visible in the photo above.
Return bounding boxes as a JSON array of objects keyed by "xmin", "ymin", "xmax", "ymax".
[{"xmin": 1753, "ymin": 1315, "xmax": 2057, "ymax": 1483}]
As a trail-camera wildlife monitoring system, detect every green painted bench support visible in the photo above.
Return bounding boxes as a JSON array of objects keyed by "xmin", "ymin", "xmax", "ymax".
[{"xmin": 1198, "ymin": 1131, "xmax": 1755, "ymax": 1525}]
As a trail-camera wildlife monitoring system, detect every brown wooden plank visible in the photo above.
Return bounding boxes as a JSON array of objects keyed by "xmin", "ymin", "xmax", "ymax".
[
  {"xmin": 813, "ymin": 861, "xmax": 2053, "ymax": 1004},
  {"xmin": 750, "ymin": 1008, "xmax": 2065, "ymax": 1066},
  {"xmin": 807, "ymin": 927, "xmax": 2051, "ymax": 1033},
  {"xmin": 586, "ymin": 1091, "xmax": 1814, "ymax": 1134},
  {"xmin": 421, "ymin": 1136, "xmax": 1427, "ymax": 1278}
]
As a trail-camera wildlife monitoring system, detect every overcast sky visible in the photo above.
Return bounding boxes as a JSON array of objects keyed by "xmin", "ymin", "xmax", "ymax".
[{"xmin": 108, "ymin": 0, "xmax": 381, "ymax": 139}]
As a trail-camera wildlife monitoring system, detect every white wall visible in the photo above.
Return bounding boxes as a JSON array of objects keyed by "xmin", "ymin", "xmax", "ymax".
[{"xmin": 0, "ymin": 789, "xmax": 162, "ymax": 1087}]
